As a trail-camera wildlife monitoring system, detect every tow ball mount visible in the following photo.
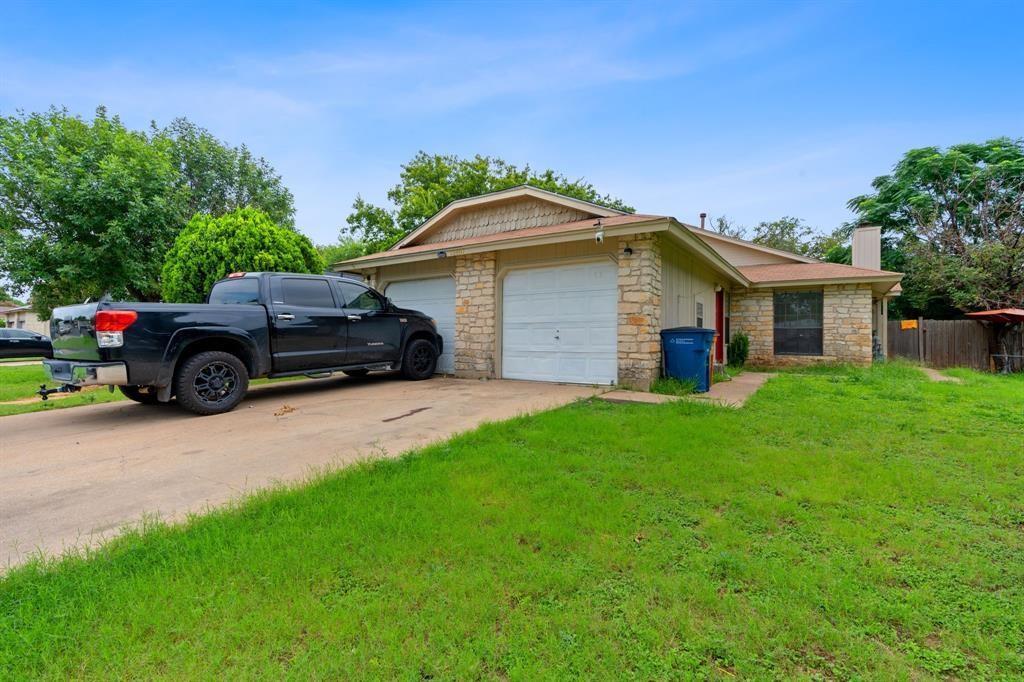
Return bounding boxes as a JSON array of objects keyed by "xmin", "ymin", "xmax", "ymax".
[{"xmin": 37, "ymin": 384, "xmax": 82, "ymax": 401}]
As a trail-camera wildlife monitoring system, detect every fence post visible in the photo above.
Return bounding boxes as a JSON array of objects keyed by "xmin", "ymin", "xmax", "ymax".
[{"xmin": 917, "ymin": 317, "xmax": 925, "ymax": 363}]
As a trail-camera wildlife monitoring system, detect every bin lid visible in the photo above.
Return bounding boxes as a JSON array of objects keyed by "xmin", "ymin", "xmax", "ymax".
[{"xmin": 660, "ymin": 326, "xmax": 716, "ymax": 335}]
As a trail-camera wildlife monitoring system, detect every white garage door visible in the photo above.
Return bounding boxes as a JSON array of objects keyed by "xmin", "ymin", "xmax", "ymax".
[
  {"xmin": 386, "ymin": 277, "xmax": 455, "ymax": 373},
  {"xmin": 502, "ymin": 261, "xmax": 618, "ymax": 384}
]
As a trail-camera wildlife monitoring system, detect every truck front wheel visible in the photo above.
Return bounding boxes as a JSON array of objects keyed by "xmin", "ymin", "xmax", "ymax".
[
  {"xmin": 174, "ymin": 351, "xmax": 249, "ymax": 416},
  {"xmin": 118, "ymin": 385, "xmax": 163, "ymax": 405},
  {"xmin": 400, "ymin": 338, "xmax": 438, "ymax": 380}
]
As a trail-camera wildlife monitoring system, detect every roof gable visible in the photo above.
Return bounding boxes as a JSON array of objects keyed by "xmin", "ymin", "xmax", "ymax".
[
  {"xmin": 689, "ymin": 226, "xmax": 818, "ymax": 266},
  {"xmin": 393, "ymin": 185, "xmax": 626, "ymax": 249}
]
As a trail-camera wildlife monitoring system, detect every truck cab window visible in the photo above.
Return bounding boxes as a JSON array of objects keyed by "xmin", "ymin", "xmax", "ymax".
[
  {"xmin": 336, "ymin": 282, "xmax": 383, "ymax": 311},
  {"xmin": 208, "ymin": 278, "xmax": 261, "ymax": 305},
  {"xmin": 274, "ymin": 278, "xmax": 337, "ymax": 308}
]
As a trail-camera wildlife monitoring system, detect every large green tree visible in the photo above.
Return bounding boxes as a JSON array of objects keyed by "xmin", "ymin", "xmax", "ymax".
[
  {"xmin": 157, "ymin": 118, "xmax": 295, "ymax": 228},
  {"xmin": 0, "ymin": 108, "xmax": 184, "ymax": 315},
  {"xmin": 161, "ymin": 207, "xmax": 322, "ymax": 303},
  {"xmin": 849, "ymin": 138, "xmax": 1024, "ymax": 315},
  {"xmin": 0, "ymin": 107, "xmax": 296, "ymax": 316},
  {"xmin": 344, "ymin": 152, "xmax": 633, "ymax": 252}
]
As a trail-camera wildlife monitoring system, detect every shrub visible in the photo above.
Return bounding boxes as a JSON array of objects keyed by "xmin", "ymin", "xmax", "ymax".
[
  {"xmin": 728, "ymin": 332, "xmax": 750, "ymax": 368},
  {"xmin": 161, "ymin": 207, "xmax": 323, "ymax": 303}
]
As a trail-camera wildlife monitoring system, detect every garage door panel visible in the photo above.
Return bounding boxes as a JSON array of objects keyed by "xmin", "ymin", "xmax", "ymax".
[
  {"xmin": 588, "ymin": 295, "xmax": 618, "ymax": 315},
  {"xmin": 386, "ymin": 278, "xmax": 455, "ymax": 374},
  {"xmin": 502, "ymin": 261, "xmax": 618, "ymax": 385},
  {"xmin": 502, "ymin": 352, "xmax": 559, "ymax": 380}
]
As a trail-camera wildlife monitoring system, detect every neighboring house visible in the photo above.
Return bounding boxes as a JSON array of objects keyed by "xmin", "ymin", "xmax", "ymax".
[
  {"xmin": 2, "ymin": 304, "xmax": 50, "ymax": 335},
  {"xmin": 335, "ymin": 186, "xmax": 901, "ymax": 389}
]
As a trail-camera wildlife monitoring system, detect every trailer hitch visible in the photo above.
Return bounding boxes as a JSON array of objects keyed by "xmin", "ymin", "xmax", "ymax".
[{"xmin": 37, "ymin": 384, "xmax": 82, "ymax": 401}]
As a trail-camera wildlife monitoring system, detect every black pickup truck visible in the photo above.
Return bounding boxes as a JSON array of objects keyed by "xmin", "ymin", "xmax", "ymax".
[{"xmin": 42, "ymin": 272, "xmax": 443, "ymax": 415}]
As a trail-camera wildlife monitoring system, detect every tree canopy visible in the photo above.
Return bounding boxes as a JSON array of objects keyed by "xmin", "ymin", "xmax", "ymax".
[
  {"xmin": 161, "ymin": 207, "xmax": 322, "ymax": 304},
  {"xmin": 317, "ymin": 237, "xmax": 368, "ymax": 269},
  {"xmin": 849, "ymin": 138, "xmax": 1024, "ymax": 314},
  {"xmin": 709, "ymin": 215, "xmax": 746, "ymax": 239},
  {"xmin": 344, "ymin": 152, "xmax": 633, "ymax": 252},
  {"xmin": 0, "ymin": 107, "xmax": 296, "ymax": 316},
  {"xmin": 158, "ymin": 118, "xmax": 295, "ymax": 228},
  {"xmin": 751, "ymin": 217, "xmax": 815, "ymax": 256}
]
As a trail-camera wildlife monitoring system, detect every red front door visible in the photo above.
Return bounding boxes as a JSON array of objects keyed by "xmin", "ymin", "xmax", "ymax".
[{"xmin": 715, "ymin": 290, "xmax": 725, "ymax": 363}]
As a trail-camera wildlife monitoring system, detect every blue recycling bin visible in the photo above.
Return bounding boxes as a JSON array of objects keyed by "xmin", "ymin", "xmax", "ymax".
[{"xmin": 660, "ymin": 327, "xmax": 715, "ymax": 392}]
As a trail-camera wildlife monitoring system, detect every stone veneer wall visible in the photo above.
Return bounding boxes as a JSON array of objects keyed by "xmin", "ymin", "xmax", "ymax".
[
  {"xmin": 730, "ymin": 283, "xmax": 873, "ymax": 365},
  {"xmin": 617, "ymin": 234, "xmax": 662, "ymax": 389},
  {"xmin": 454, "ymin": 253, "xmax": 497, "ymax": 378}
]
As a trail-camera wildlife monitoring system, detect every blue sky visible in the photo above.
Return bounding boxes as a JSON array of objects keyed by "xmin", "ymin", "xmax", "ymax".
[{"xmin": 2, "ymin": 0, "xmax": 1022, "ymax": 244}]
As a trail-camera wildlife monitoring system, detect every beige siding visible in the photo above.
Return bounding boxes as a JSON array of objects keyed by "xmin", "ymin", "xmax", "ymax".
[
  {"xmin": 660, "ymin": 236, "xmax": 721, "ymax": 329},
  {"xmin": 496, "ymin": 238, "xmax": 618, "ymax": 272},
  {"xmin": 697, "ymin": 234, "xmax": 799, "ymax": 266},
  {"xmin": 373, "ymin": 258, "xmax": 456, "ymax": 291},
  {"xmin": 422, "ymin": 197, "xmax": 594, "ymax": 245}
]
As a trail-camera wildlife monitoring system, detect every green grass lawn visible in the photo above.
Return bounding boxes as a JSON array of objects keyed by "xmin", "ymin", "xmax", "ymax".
[{"xmin": 2, "ymin": 364, "xmax": 1022, "ymax": 678}]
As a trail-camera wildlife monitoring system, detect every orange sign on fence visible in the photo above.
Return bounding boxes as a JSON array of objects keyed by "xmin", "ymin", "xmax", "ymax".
[{"xmin": 900, "ymin": 319, "xmax": 918, "ymax": 330}]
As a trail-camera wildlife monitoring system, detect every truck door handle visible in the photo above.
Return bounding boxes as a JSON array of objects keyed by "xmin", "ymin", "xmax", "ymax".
[
  {"xmin": 276, "ymin": 313, "xmax": 295, "ymax": 321},
  {"xmin": 347, "ymin": 315, "xmax": 361, "ymax": 322}
]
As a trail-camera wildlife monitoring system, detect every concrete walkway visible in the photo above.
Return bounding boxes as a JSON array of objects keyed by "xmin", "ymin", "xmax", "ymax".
[
  {"xmin": 690, "ymin": 372, "xmax": 775, "ymax": 407},
  {"xmin": 600, "ymin": 372, "xmax": 774, "ymax": 408},
  {"xmin": 600, "ymin": 390, "xmax": 680, "ymax": 405}
]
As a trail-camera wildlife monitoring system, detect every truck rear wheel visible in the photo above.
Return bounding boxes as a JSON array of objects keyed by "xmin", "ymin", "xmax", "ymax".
[
  {"xmin": 400, "ymin": 338, "xmax": 438, "ymax": 380},
  {"xmin": 118, "ymin": 385, "xmax": 163, "ymax": 405},
  {"xmin": 174, "ymin": 351, "xmax": 249, "ymax": 416}
]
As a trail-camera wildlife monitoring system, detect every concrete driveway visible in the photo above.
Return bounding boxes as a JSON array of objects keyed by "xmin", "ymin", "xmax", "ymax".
[{"xmin": 0, "ymin": 376, "xmax": 599, "ymax": 569}]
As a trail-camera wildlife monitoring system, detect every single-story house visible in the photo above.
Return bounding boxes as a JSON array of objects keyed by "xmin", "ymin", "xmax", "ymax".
[
  {"xmin": 1, "ymin": 304, "xmax": 49, "ymax": 335},
  {"xmin": 335, "ymin": 186, "xmax": 902, "ymax": 389}
]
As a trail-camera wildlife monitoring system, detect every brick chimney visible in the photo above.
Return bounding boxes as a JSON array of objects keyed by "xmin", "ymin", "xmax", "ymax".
[{"xmin": 852, "ymin": 224, "xmax": 881, "ymax": 270}]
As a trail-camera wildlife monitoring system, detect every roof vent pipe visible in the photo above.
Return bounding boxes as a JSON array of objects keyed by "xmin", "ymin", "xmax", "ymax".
[{"xmin": 699, "ymin": 212, "xmax": 707, "ymax": 230}]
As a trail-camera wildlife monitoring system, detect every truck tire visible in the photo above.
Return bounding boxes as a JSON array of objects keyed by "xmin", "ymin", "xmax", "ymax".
[
  {"xmin": 118, "ymin": 385, "xmax": 163, "ymax": 405},
  {"xmin": 400, "ymin": 338, "xmax": 437, "ymax": 380},
  {"xmin": 174, "ymin": 351, "xmax": 249, "ymax": 416}
]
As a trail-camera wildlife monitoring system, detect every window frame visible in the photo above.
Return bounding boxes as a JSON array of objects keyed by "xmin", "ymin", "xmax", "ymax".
[
  {"xmin": 271, "ymin": 276, "xmax": 339, "ymax": 309},
  {"xmin": 773, "ymin": 289, "xmax": 824, "ymax": 357}
]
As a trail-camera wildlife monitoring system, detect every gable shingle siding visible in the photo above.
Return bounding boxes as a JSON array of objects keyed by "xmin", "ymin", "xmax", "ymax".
[{"xmin": 421, "ymin": 197, "xmax": 594, "ymax": 244}]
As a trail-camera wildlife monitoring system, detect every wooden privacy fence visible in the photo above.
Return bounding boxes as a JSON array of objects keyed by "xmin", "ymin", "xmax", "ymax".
[{"xmin": 887, "ymin": 318, "xmax": 1022, "ymax": 371}]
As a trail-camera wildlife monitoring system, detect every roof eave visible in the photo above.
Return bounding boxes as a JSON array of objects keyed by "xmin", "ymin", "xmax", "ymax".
[
  {"xmin": 746, "ymin": 274, "xmax": 903, "ymax": 296},
  {"xmin": 333, "ymin": 217, "xmax": 669, "ymax": 271},
  {"xmin": 689, "ymin": 225, "xmax": 820, "ymax": 264}
]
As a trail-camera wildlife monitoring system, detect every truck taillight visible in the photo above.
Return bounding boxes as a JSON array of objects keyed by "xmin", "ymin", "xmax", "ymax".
[{"xmin": 95, "ymin": 310, "xmax": 137, "ymax": 348}]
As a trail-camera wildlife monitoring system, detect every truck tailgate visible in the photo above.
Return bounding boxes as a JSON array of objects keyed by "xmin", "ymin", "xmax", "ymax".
[{"xmin": 48, "ymin": 303, "xmax": 102, "ymax": 361}]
